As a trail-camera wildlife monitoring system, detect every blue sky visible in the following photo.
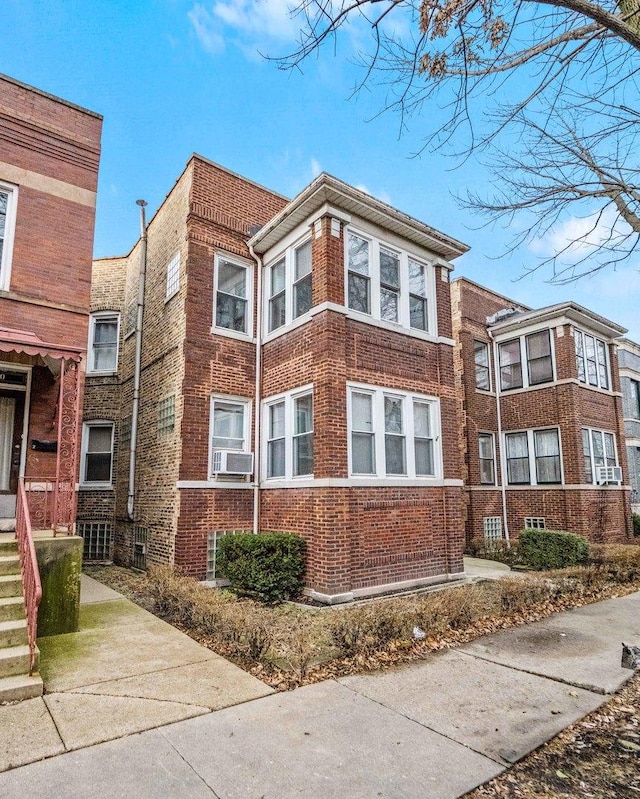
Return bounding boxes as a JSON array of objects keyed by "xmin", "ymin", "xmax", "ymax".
[{"xmin": 2, "ymin": 0, "xmax": 638, "ymax": 340}]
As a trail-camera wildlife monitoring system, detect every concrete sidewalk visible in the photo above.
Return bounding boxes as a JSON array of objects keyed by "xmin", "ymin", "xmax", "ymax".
[{"xmin": 0, "ymin": 582, "xmax": 638, "ymax": 798}]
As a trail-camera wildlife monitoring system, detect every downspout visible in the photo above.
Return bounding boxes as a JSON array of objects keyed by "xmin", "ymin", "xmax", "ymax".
[
  {"xmin": 127, "ymin": 199, "xmax": 148, "ymax": 519},
  {"xmin": 488, "ymin": 329, "xmax": 510, "ymax": 544},
  {"xmin": 249, "ymin": 243, "xmax": 262, "ymax": 535}
]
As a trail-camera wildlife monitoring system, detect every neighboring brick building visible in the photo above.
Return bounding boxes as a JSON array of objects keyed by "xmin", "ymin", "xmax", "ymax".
[
  {"xmin": 617, "ymin": 338, "xmax": 640, "ymax": 513},
  {"xmin": 0, "ymin": 73, "xmax": 102, "ymax": 531},
  {"xmin": 451, "ymin": 277, "xmax": 633, "ymax": 547},
  {"xmin": 79, "ymin": 156, "xmax": 469, "ymax": 602}
]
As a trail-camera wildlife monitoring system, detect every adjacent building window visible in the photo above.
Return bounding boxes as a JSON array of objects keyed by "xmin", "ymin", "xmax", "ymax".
[
  {"xmin": 0, "ymin": 181, "xmax": 17, "ymax": 291},
  {"xmin": 214, "ymin": 255, "xmax": 251, "ymax": 335},
  {"xmin": 623, "ymin": 378, "xmax": 640, "ymax": 420},
  {"xmin": 264, "ymin": 388, "xmax": 314, "ymax": 479},
  {"xmin": 81, "ymin": 423, "xmax": 114, "ymax": 486},
  {"xmin": 474, "ymin": 340, "xmax": 491, "ymax": 391},
  {"xmin": 582, "ymin": 428, "xmax": 617, "ymax": 484},
  {"xmin": 479, "ymin": 433, "xmax": 496, "ymax": 485},
  {"xmin": 524, "ymin": 517, "xmax": 546, "ymax": 530},
  {"xmin": 266, "ymin": 238, "xmax": 314, "ymax": 334},
  {"xmin": 345, "ymin": 229, "xmax": 434, "ymax": 334},
  {"xmin": 348, "ymin": 385, "xmax": 439, "ymax": 478},
  {"xmin": 505, "ymin": 428, "xmax": 561, "ymax": 485},
  {"xmin": 575, "ymin": 330, "xmax": 609, "ymax": 389},
  {"xmin": 166, "ymin": 252, "xmax": 180, "ymax": 300},
  {"xmin": 88, "ymin": 313, "xmax": 119, "ymax": 374},
  {"xmin": 498, "ymin": 330, "xmax": 554, "ymax": 391},
  {"xmin": 210, "ymin": 397, "xmax": 250, "ymax": 452},
  {"xmin": 157, "ymin": 396, "xmax": 175, "ymax": 436},
  {"xmin": 483, "ymin": 516, "xmax": 503, "ymax": 542}
]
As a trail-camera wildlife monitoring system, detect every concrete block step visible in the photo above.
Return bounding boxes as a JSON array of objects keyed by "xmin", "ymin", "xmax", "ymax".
[
  {"xmin": 0, "ymin": 644, "xmax": 36, "ymax": 679},
  {"xmin": 0, "ymin": 619, "xmax": 27, "ymax": 649},
  {"xmin": 0, "ymin": 672, "xmax": 43, "ymax": 703},
  {"xmin": 0, "ymin": 539, "xmax": 18, "ymax": 556},
  {"xmin": 0, "ymin": 597, "xmax": 25, "ymax": 622},
  {"xmin": 0, "ymin": 574, "xmax": 21, "ymax": 598},
  {"xmin": 0, "ymin": 554, "xmax": 20, "ymax": 576}
]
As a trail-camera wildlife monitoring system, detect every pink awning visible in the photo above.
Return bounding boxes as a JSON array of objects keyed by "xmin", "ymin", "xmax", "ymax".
[{"xmin": 0, "ymin": 327, "xmax": 83, "ymax": 362}]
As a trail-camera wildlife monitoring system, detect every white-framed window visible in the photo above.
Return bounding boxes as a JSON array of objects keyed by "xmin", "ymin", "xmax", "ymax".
[
  {"xmin": 0, "ymin": 181, "xmax": 18, "ymax": 292},
  {"xmin": 524, "ymin": 517, "xmax": 546, "ymax": 529},
  {"xmin": 574, "ymin": 330, "xmax": 610, "ymax": 390},
  {"xmin": 348, "ymin": 384, "xmax": 440, "ymax": 479},
  {"xmin": 81, "ymin": 422, "xmax": 114, "ymax": 487},
  {"xmin": 263, "ymin": 387, "xmax": 314, "ymax": 479},
  {"xmin": 504, "ymin": 428, "xmax": 562, "ymax": 485},
  {"xmin": 266, "ymin": 238, "xmax": 313, "ymax": 334},
  {"xmin": 479, "ymin": 432, "xmax": 496, "ymax": 485},
  {"xmin": 209, "ymin": 397, "xmax": 251, "ymax": 475},
  {"xmin": 498, "ymin": 329, "xmax": 554, "ymax": 391},
  {"xmin": 345, "ymin": 229, "xmax": 435, "ymax": 334},
  {"xmin": 166, "ymin": 251, "xmax": 180, "ymax": 300},
  {"xmin": 88, "ymin": 312, "xmax": 119, "ymax": 374},
  {"xmin": 214, "ymin": 254, "xmax": 252, "ymax": 336},
  {"xmin": 582, "ymin": 428, "xmax": 617, "ymax": 484},
  {"xmin": 624, "ymin": 378, "xmax": 640, "ymax": 420},
  {"xmin": 474, "ymin": 340, "xmax": 491, "ymax": 391}
]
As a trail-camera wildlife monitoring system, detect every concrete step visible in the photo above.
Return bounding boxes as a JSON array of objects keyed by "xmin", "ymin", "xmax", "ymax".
[
  {"xmin": 0, "ymin": 619, "xmax": 27, "ymax": 649},
  {"xmin": 0, "ymin": 597, "xmax": 25, "ymax": 622},
  {"xmin": 0, "ymin": 554, "xmax": 20, "ymax": 577},
  {"xmin": 0, "ymin": 574, "xmax": 21, "ymax": 599},
  {"xmin": 0, "ymin": 539, "xmax": 18, "ymax": 556},
  {"xmin": 0, "ymin": 644, "xmax": 35, "ymax": 679},
  {"xmin": 0, "ymin": 672, "xmax": 43, "ymax": 703}
]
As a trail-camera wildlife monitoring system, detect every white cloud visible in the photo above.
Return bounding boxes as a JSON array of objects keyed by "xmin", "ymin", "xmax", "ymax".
[
  {"xmin": 528, "ymin": 206, "xmax": 629, "ymax": 262},
  {"xmin": 355, "ymin": 183, "xmax": 391, "ymax": 205},
  {"xmin": 310, "ymin": 157, "xmax": 322, "ymax": 178},
  {"xmin": 188, "ymin": 3, "xmax": 225, "ymax": 53}
]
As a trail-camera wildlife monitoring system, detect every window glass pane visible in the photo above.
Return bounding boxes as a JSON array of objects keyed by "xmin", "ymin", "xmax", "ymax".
[
  {"xmin": 352, "ymin": 393, "xmax": 373, "ymax": 431},
  {"xmin": 86, "ymin": 453, "xmax": 111, "ymax": 483},
  {"xmin": 348, "ymin": 233, "xmax": 369, "ymax": 275},
  {"xmin": 294, "ymin": 434, "xmax": 313, "ymax": 476},
  {"xmin": 506, "ymin": 432, "xmax": 529, "ymax": 483},
  {"xmin": 295, "ymin": 395, "xmax": 313, "ymax": 435},
  {"xmin": 218, "ymin": 261, "xmax": 246, "ymax": 299},
  {"xmin": 216, "ymin": 294, "xmax": 247, "ymax": 332},
  {"xmin": 213, "ymin": 402, "xmax": 244, "ymax": 449},
  {"xmin": 384, "ymin": 396, "xmax": 403, "ymax": 434},
  {"xmin": 474, "ymin": 341, "xmax": 490, "ymax": 390},
  {"xmin": 415, "ymin": 439, "xmax": 434, "ymax": 476},
  {"xmin": 582, "ymin": 428, "xmax": 593, "ymax": 483},
  {"xmin": 534, "ymin": 429, "xmax": 561, "ymax": 483},
  {"xmin": 499, "ymin": 340, "xmax": 522, "ymax": 390},
  {"xmin": 585, "ymin": 335, "xmax": 598, "ymax": 385},
  {"xmin": 527, "ymin": 330, "xmax": 551, "ymax": 359},
  {"xmin": 294, "ymin": 241, "xmax": 312, "ymax": 280},
  {"xmin": 385, "ymin": 435, "xmax": 406, "ymax": 475},
  {"xmin": 87, "ymin": 427, "xmax": 111, "ymax": 453},
  {"xmin": 94, "ymin": 320, "xmax": 117, "ymax": 344},
  {"xmin": 269, "ymin": 402, "xmax": 285, "ymax": 439},
  {"xmin": 380, "ymin": 250, "xmax": 399, "ymax": 288},
  {"xmin": 527, "ymin": 330, "xmax": 553, "ymax": 385},
  {"xmin": 294, "ymin": 275, "xmax": 312, "ymax": 318},
  {"xmin": 352, "ymin": 433, "xmax": 375, "ymax": 473},
  {"xmin": 93, "ymin": 346, "xmax": 117, "ymax": 372},
  {"xmin": 270, "ymin": 259, "xmax": 285, "ymax": 295},
  {"xmin": 575, "ymin": 331, "xmax": 586, "ymax": 382},
  {"xmin": 409, "ymin": 295, "xmax": 428, "ymax": 331},
  {"xmin": 591, "ymin": 430, "xmax": 604, "ymax": 463},
  {"xmin": 479, "ymin": 433, "xmax": 493, "ymax": 459},
  {"xmin": 604, "ymin": 432, "xmax": 615, "ymax": 463},
  {"xmin": 380, "ymin": 288, "xmax": 398, "ymax": 322},
  {"xmin": 413, "ymin": 402, "xmax": 430, "ymax": 438},
  {"xmin": 408, "ymin": 260, "xmax": 426, "ymax": 296},
  {"xmin": 267, "ymin": 439, "xmax": 285, "ymax": 478},
  {"xmin": 348, "ymin": 272, "xmax": 370, "ymax": 313},
  {"xmin": 269, "ymin": 294, "xmax": 286, "ymax": 331},
  {"xmin": 596, "ymin": 341, "xmax": 609, "ymax": 388}
]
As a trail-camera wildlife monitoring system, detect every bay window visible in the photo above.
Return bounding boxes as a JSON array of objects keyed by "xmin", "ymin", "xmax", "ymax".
[
  {"xmin": 582, "ymin": 428, "xmax": 617, "ymax": 483},
  {"xmin": 505, "ymin": 428, "xmax": 562, "ymax": 485},
  {"xmin": 266, "ymin": 238, "xmax": 314, "ymax": 334},
  {"xmin": 499, "ymin": 329, "xmax": 554, "ymax": 391},
  {"xmin": 575, "ymin": 330, "xmax": 609, "ymax": 389}
]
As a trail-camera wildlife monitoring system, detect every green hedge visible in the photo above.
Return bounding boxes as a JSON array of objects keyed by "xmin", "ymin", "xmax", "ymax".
[
  {"xmin": 519, "ymin": 528, "xmax": 589, "ymax": 571},
  {"xmin": 633, "ymin": 513, "xmax": 640, "ymax": 537},
  {"xmin": 217, "ymin": 532, "xmax": 306, "ymax": 603}
]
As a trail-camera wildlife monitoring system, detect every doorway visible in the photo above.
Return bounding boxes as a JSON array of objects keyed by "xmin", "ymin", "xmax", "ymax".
[{"xmin": 0, "ymin": 389, "xmax": 25, "ymax": 521}]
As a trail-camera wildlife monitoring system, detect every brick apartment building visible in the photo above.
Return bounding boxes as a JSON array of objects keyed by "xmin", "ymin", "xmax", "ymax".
[
  {"xmin": 451, "ymin": 277, "xmax": 634, "ymax": 547},
  {"xmin": 0, "ymin": 73, "xmax": 102, "ymax": 533},
  {"xmin": 617, "ymin": 338, "xmax": 640, "ymax": 512},
  {"xmin": 79, "ymin": 155, "xmax": 469, "ymax": 602}
]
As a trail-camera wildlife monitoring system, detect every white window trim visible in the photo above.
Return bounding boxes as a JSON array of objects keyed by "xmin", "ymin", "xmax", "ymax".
[
  {"xmin": 213, "ymin": 252, "xmax": 254, "ymax": 340},
  {"xmin": 344, "ymin": 227, "xmax": 437, "ymax": 336},
  {"xmin": 503, "ymin": 427, "xmax": 564, "ymax": 486},
  {"xmin": 582, "ymin": 426, "xmax": 619, "ymax": 485},
  {"xmin": 208, "ymin": 395, "xmax": 252, "ymax": 479},
  {"xmin": 261, "ymin": 384, "xmax": 314, "ymax": 482},
  {"xmin": 263, "ymin": 234, "xmax": 314, "ymax": 336},
  {"xmin": 80, "ymin": 421, "xmax": 114, "ymax": 488},
  {"xmin": 347, "ymin": 382, "xmax": 442, "ymax": 480},
  {"xmin": 87, "ymin": 311, "xmax": 120, "ymax": 375},
  {"xmin": 478, "ymin": 431, "xmax": 497, "ymax": 486},
  {"xmin": 574, "ymin": 328, "xmax": 611, "ymax": 391},
  {"xmin": 497, "ymin": 328, "xmax": 556, "ymax": 392},
  {"xmin": 0, "ymin": 180, "xmax": 18, "ymax": 292},
  {"xmin": 165, "ymin": 251, "xmax": 180, "ymax": 301}
]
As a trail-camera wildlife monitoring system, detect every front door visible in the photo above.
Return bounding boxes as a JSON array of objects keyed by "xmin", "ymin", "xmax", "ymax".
[{"xmin": 0, "ymin": 390, "xmax": 24, "ymax": 518}]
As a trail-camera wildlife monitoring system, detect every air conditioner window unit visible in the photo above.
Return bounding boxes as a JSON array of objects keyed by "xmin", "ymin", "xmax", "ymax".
[
  {"xmin": 596, "ymin": 465, "xmax": 623, "ymax": 485},
  {"xmin": 212, "ymin": 450, "xmax": 254, "ymax": 475}
]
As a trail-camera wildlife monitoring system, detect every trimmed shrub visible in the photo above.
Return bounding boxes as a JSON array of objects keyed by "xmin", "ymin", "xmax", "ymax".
[
  {"xmin": 217, "ymin": 532, "xmax": 306, "ymax": 604},
  {"xmin": 633, "ymin": 513, "xmax": 640, "ymax": 537},
  {"xmin": 519, "ymin": 528, "xmax": 589, "ymax": 571}
]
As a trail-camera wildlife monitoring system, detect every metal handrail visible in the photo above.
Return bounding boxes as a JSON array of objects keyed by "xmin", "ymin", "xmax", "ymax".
[{"xmin": 15, "ymin": 478, "xmax": 42, "ymax": 674}]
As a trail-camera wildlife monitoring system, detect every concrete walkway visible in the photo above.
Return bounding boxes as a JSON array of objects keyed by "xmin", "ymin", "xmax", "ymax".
[{"xmin": 0, "ymin": 580, "xmax": 638, "ymax": 798}]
